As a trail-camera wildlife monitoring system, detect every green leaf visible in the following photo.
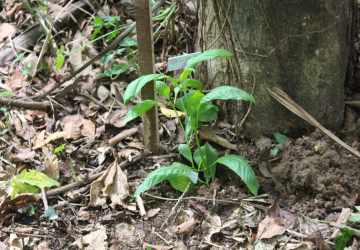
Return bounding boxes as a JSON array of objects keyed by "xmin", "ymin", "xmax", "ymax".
[
  {"xmin": 120, "ymin": 37, "xmax": 137, "ymax": 47},
  {"xmin": 270, "ymin": 147, "xmax": 280, "ymax": 157},
  {"xmin": 102, "ymin": 63, "xmax": 129, "ymax": 78},
  {"xmin": 15, "ymin": 170, "xmax": 60, "ymax": 189},
  {"xmin": 349, "ymin": 213, "xmax": 360, "ymax": 223},
  {"xmin": 55, "ymin": 46, "xmax": 65, "ymax": 71},
  {"xmin": 155, "ymin": 81, "xmax": 170, "ymax": 98},
  {"xmin": 134, "ymin": 162, "xmax": 198, "ymax": 197},
  {"xmin": 201, "ymin": 86, "xmax": 255, "ymax": 104},
  {"xmin": 186, "ymin": 49, "xmax": 233, "ymax": 69},
  {"xmin": 169, "ymin": 176, "xmax": 192, "ymax": 192},
  {"xmin": 123, "ymin": 74, "xmax": 166, "ymax": 104},
  {"xmin": 335, "ymin": 228, "xmax": 354, "ymax": 250},
  {"xmin": 178, "ymin": 144, "xmax": 193, "ymax": 163},
  {"xmin": 216, "ymin": 155, "xmax": 259, "ymax": 195},
  {"xmin": 0, "ymin": 90, "xmax": 14, "ymax": 97},
  {"xmin": 198, "ymin": 102, "xmax": 219, "ymax": 122},
  {"xmin": 194, "ymin": 143, "xmax": 219, "ymax": 182},
  {"xmin": 273, "ymin": 132, "xmax": 288, "ymax": 145},
  {"xmin": 180, "ymin": 79, "xmax": 203, "ymax": 91},
  {"xmin": 9, "ymin": 177, "xmax": 39, "ymax": 199},
  {"xmin": 9, "ymin": 170, "xmax": 60, "ymax": 199},
  {"xmin": 123, "ymin": 100, "xmax": 156, "ymax": 125},
  {"xmin": 176, "ymin": 91, "xmax": 204, "ymax": 114},
  {"xmin": 53, "ymin": 144, "xmax": 65, "ymax": 155}
]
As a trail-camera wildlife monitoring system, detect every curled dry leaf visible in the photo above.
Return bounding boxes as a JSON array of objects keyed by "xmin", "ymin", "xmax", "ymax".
[{"xmin": 89, "ymin": 159, "xmax": 129, "ymax": 208}]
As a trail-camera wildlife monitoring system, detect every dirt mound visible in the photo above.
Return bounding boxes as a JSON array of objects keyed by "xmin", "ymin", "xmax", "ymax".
[{"xmin": 269, "ymin": 130, "xmax": 360, "ymax": 217}]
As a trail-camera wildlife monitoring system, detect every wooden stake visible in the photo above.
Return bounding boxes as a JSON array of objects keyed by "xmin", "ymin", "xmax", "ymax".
[{"xmin": 136, "ymin": 0, "xmax": 160, "ymax": 153}]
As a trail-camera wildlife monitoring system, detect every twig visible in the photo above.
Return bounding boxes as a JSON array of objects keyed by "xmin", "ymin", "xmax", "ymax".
[
  {"xmin": 108, "ymin": 127, "xmax": 138, "ymax": 146},
  {"xmin": 136, "ymin": 196, "xmax": 147, "ymax": 217},
  {"xmin": 0, "ymin": 97, "xmax": 51, "ymax": 111},
  {"xmin": 160, "ymin": 184, "xmax": 190, "ymax": 229},
  {"xmin": 268, "ymin": 88, "xmax": 360, "ymax": 158}
]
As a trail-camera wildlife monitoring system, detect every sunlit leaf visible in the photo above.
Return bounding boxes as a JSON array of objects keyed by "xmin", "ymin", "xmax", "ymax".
[
  {"xmin": 15, "ymin": 169, "xmax": 60, "ymax": 189},
  {"xmin": 55, "ymin": 46, "xmax": 65, "ymax": 71},
  {"xmin": 169, "ymin": 176, "xmax": 192, "ymax": 192},
  {"xmin": 216, "ymin": 155, "xmax": 259, "ymax": 195},
  {"xmin": 201, "ymin": 86, "xmax": 255, "ymax": 104},
  {"xmin": 123, "ymin": 74, "xmax": 166, "ymax": 104},
  {"xmin": 186, "ymin": 49, "xmax": 233, "ymax": 69},
  {"xmin": 123, "ymin": 100, "xmax": 156, "ymax": 125},
  {"xmin": 155, "ymin": 81, "xmax": 170, "ymax": 98},
  {"xmin": 134, "ymin": 162, "xmax": 198, "ymax": 197}
]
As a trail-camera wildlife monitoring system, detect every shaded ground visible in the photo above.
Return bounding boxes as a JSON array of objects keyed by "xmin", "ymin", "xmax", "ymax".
[{"xmin": 1, "ymin": 1, "xmax": 360, "ymax": 250}]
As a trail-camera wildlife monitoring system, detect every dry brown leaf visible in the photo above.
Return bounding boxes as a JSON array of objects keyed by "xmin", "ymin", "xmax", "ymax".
[
  {"xmin": 256, "ymin": 202, "xmax": 295, "ymax": 240},
  {"xmin": 89, "ymin": 159, "xmax": 129, "ymax": 207},
  {"xmin": 9, "ymin": 233, "xmax": 23, "ymax": 250},
  {"xmin": 6, "ymin": 69, "xmax": 27, "ymax": 91},
  {"xmin": 63, "ymin": 115, "xmax": 83, "ymax": 139},
  {"xmin": 110, "ymin": 223, "xmax": 144, "ymax": 249},
  {"xmin": 146, "ymin": 208, "xmax": 161, "ymax": 219},
  {"xmin": 34, "ymin": 241, "xmax": 51, "ymax": 250},
  {"xmin": 62, "ymin": 115, "xmax": 96, "ymax": 139},
  {"xmin": 11, "ymin": 111, "xmax": 36, "ymax": 140},
  {"xmin": 10, "ymin": 148, "xmax": 35, "ymax": 162},
  {"xmin": 33, "ymin": 131, "xmax": 66, "ymax": 149},
  {"xmin": 81, "ymin": 119, "xmax": 96, "ymax": 137},
  {"xmin": 0, "ymin": 23, "xmax": 16, "ymax": 42},
  {"xmin": 42, "ymin": 147, "xmax": 59, "ymax": 180},
  {"xmin": 73, "ymin": 225, "xmax": 107, "ymax": 250},
  {"xmin": 256, "ymin": 215, "xmax": 286, "ymax": 240},
  {"xmin": 159, "ymin": 104, "xmax": 185, "ymax": 118},
  {"xmin": 107, "ymin": 109, "xmax": 128, "ymax": 128},
  {"xmin": 174, "ymin": 217, "xmax": 197, "ymax": 234}
]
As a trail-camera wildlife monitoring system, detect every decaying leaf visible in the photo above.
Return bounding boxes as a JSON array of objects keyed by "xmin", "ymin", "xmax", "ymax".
[
  {"xmin": 256, "ymin": 201, "xmax": 296, "ymax": 240},
  {"xmin": 110, "ymin": 223, "xmax": 144, "ymax": 249},
  {"xmin": 9, "ymin": 233, "xmax": 23, "ymax": 250},
  {"xmin": 73, "ymin": 225, "xmax": 107, "ymax": 250},
  {"xmin": 89, "ymin": 159, "xmax": 129, "ymax": 208},
  {"xmin": 42, "ymin": 147, "xmax": 60, "ymax": 180},
  {"xmin": 159, "ymin": 103, "xmax": 185, "ymax": 118},
  {"xmin": 63, "ymin": 115, "xmax": 96, "ymax": 139}
]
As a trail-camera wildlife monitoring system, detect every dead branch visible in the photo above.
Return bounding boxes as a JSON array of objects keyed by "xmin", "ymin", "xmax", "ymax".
[{"xmin": 0, "ymin": 97, "xmax": 51, "ymax": 110}]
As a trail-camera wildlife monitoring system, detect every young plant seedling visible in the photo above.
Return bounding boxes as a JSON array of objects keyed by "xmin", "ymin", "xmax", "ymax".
[{"xmin": 122, "ymin": 49, "xmax": 259, "ymax": 197}]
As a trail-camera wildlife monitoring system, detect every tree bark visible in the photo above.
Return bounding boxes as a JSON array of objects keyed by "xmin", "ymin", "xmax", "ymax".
[{"xmin": 197, "ymin": 0, "xmax": 353, "ymax": 136}]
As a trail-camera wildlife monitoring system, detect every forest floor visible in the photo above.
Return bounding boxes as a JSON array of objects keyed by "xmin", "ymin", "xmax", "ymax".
[{"xmin": 0, "ymin": 1, "xmax": 360, "ymax": 249}]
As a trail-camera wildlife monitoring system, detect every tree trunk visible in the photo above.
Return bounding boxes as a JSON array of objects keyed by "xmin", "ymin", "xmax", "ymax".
[{"xmin": 197, "ymin": 0, "xmax": 353, "ymax": 136}]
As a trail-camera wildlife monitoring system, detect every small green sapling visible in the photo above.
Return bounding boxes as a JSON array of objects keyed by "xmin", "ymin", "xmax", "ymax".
[{"xmin": 123, "ymin": 49, "xmax": 259, "ymax": 197}]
